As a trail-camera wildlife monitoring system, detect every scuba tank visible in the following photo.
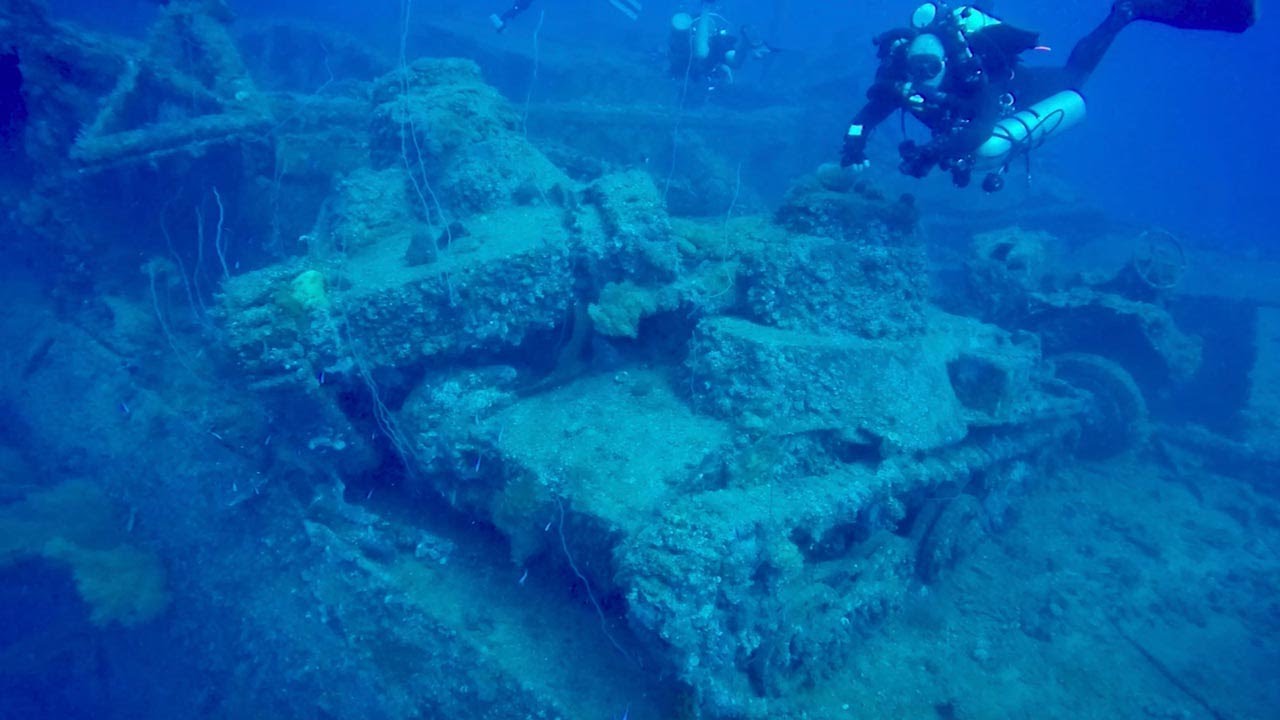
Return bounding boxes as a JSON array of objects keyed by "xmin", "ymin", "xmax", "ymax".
[
  {"xmin": 670, "ymin": 9, "xmax": 726, "ymax": 62},
  {"xmin": 670, "ymin": 12, "xmax": 696, "ymax": 61},
  {"xmin": 971, "ymin": 90, "xmax": 1087, "ymax": 189},
  {"xmin": 924, "ymin": 3, "xmax": 998, "ymax": 87},
  {"xmin": 952, "ymin": 5, "xmax": 1001, "ymax": 33}
]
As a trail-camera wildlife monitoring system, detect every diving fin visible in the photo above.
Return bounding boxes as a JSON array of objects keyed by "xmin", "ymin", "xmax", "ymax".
[{"xmin": 1129, "ymin": 0, "xmax": 1257, "ymax": 33}]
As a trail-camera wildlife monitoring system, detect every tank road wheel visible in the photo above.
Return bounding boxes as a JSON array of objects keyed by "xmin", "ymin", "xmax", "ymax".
[
  {"xmin": 1132, "ymin": 229, "xmax": 1187, "ymax": 291},
  {"xmin": 1051, "ymin": 353, "xmax": 1150, "ymax": 458},
  {"xmin": 916, "ymin": 494, "xmax": 986, "ymax": 583}
]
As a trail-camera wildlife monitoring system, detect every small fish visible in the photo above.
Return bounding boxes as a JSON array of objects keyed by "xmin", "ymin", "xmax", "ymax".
[
  {"xmin": 518, "ymin": 569, "xmax": 528, "ymax": 585},
  {"xmin": 119, "ymin": 401, "xmax": 131, "ymax": 416}
]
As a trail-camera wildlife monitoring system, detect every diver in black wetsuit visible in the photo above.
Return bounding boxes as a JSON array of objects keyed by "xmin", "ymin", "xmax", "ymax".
[
  {"xmin": 490, "ymin": 0, "xmax": 534, "ymax": 33},
  {"xmin": 667, "ymin": 1, "xmax": 776, "ymax": 87},
  {"xmin": 839, "ymin": 1, "xmax": 1257, "ymax": 190}
]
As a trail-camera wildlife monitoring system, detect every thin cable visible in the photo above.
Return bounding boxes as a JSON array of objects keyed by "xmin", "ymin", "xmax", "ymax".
[
  {"xmin": 556, "ymin": 498, "xmax": 633, "ymax": 664},
  {"xmin": 662, "ymin": 22, "xmax": 697, "ymax": 205},
  {"xmin": 522, "ymin": 10, "xmax": 546, "ymax": 137}
]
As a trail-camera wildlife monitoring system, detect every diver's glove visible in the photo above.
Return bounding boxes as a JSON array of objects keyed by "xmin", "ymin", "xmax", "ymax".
[
  {"xmin": 841, "ymin": 147, "xmax": 870, "ymax": 171},
  {"xmin": 841, "ymin": 126, "xmax": 871, "ymax": 170}
]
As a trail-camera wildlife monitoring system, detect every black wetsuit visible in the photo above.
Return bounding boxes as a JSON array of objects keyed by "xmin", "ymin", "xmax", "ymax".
[
  {"xmin": 841, "ymin": 4, "xmax": 1136, "ymax": 184},
  {"xmin": 1014, "ymin": 6, "xmax": 1134, "ymax": 106}
]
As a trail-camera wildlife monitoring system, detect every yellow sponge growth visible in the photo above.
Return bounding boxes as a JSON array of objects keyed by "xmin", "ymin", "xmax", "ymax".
[
  {"xmin": 0, "ymin": 480, "xmax": 169, "ymax": 627},
  {"xmin": 289, "ymin": 269, "xmax": 330, "ymax": 312},
  {"xmin": 43, "ymin": 538, "xmax": 169, "ymax": 627}
]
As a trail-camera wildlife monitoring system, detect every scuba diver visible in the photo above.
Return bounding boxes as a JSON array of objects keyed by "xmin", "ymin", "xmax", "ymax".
[
  {"xmin": 489, "ymin": 0, "xmax": 534, "ymax": 32},
  {"xmin": 667, "ymin": 1, "xmax": 776, "ymax": 88},
  {"xmin": 490, "ymin": 0, "xmax": 642, "ymax": 33},
  {"xmin": 838, "ymin": 1, "xmax": 1258, "ymax": 191}
]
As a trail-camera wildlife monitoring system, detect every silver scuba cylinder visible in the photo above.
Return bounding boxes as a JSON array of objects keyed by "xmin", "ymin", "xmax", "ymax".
[
  {"xmin": 973, "ymin": 91, "xmax": 1087, "ymax": 170},
  {"xmin": 670, "ymin": 10, "xmax": 722, "ymax": 61},
  {"xmin": 694, "ymin": 12, "xmax": 723, "ymax": 60}
]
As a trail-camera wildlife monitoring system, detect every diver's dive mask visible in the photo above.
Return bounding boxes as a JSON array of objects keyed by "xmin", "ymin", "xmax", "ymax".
[{"xmin": 906, "ymin": 33, "xmax": 947, "ymax": 88}]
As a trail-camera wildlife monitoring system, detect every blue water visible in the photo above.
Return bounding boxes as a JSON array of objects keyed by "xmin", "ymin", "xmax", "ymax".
[{"xmin": 2, "ymin": 1, "xmax": 1277, "ymax": 718}]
